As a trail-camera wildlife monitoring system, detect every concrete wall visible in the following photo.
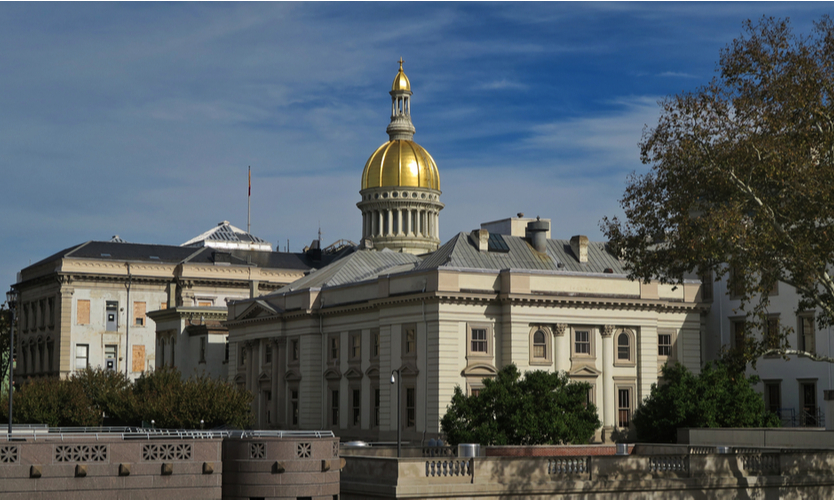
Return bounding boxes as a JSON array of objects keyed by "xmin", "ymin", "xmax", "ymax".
[{"xmin": 341, "ymin": 449, "xmax": 834, "ymax": 499}]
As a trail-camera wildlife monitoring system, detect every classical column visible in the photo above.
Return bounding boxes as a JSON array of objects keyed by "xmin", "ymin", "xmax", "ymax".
[
  {"xmin": 396, "ymin": 209, "xmax": 403, "ymax": 235},
  {"xmin": 553, "ymin": 324, "xmax": 569, "ymax": 374},
  {"xmin": 270, "ymin": 339, "xmax": 280, "ymax": 427},
  {"xmin": 601, "ymin": 325, "xmax": 615, "ymax": 432},
  {"xmin": 387, "ymin": 210, "xmax": 393, "ymax": 237}
]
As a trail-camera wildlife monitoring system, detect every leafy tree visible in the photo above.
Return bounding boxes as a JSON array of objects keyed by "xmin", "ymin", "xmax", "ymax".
[
  {"xmin": 1, "ymin": 367, "xmax": 252, "ymax": 429},
  {"xmin": 601, "ymin": 16, "xmax": 834, "ymax": 367},
  {"xmin": 0, "ymin": 306, "xmax": 11, "ymax": 398},
  {"xmin": 633, "ymin": 362, "xmax": 780, "ymax": 443},
  {"xmin": 440, "ymin": 364, "xmax": 600, "ymax": 446}
]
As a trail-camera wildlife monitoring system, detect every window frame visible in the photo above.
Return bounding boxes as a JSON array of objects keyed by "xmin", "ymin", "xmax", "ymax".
[
  {"xmin": 75, "ymin": 343, "xmax": 89, "ymax": 371},
  {"xmin": 529, "ymin": 326, "xmax": 552, "ymax": 366},
  {"xmin": 350, "ymin": 331, "xmax": 361, "ymax": 361},
  {"xmin": 371, "ymin": 328, "xmax": 380, "ymax": 360},
  {"xmin": 798, "ymin": 313, "xmax": 816, "ymax": 354},
  {"xmin": 614, "ymin": 329, "xmax": 636, "ymax": 367},
  {"xmin": 763, "ymin": 379, "xmax": 782, "ymax": 416},
  {"xmin": 351, "ymin": 388, "xmax": 361, "ymax": 428},
  {"xmin": 466, "ymin": 322, "xmax": 493, "ymax": 361},
  {"xmin": 402, "ymin": 324, "xmax": 417, "ymax": 358},
  {"xmin": 571, "ymin": 327, "xmax": 595, "ymax": 360},
  {"xmin": 329, "ymin": 334, "xmax": 340, "ymax": 362}
]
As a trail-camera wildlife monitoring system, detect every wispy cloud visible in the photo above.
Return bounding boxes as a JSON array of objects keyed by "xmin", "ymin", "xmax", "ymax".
[{"xmin": 658, "ymin": 71, "xmax": 699, "ymax": 79}]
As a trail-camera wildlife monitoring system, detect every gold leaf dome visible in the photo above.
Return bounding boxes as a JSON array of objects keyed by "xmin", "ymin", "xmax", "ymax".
[
  {"xmin": 392, "ymin": 59, "xmax": 411, "ymax": 92},
  {"xmin": 361, "ymin": 140, "xmax": 440, "ymax": 190}
]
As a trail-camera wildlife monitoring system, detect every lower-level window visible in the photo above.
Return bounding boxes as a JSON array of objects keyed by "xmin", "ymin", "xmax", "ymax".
[
  {"xmin": 291, "ymin": 390, "xmax": 299, "ymax": 426},
  {"xmin": 352, "ymin": 389, "xmax": 361, "ymax": 426},
  {"xmin": 331, "ymin": 389, "xmax": 340, "ymax": 426},
  {"xmin": 374, "ymin": 388, "xmax": 381, "ymax": 427},
  {"xmin": 406, "ymin": 388, "xmax": 416, "ymax": 428},
  {"xmin": 75, "ymin": 344, "xmax": 89, "ymax": 371},
  {"xmin": 618, "ymin": 388, "xmax": 631, "ymax": 428}
]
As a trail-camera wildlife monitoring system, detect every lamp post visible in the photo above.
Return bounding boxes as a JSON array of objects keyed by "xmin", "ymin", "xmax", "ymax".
[
  {"xmin": 390, "ymin": 369, "xmax": 401, "ymax": 458},
  {"xmin": 6, "ymin": 289, "xmax": 18, "ymax": 436}
]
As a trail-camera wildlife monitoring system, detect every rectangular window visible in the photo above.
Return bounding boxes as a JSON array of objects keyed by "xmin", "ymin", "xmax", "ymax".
[
  {"xmin": 374, "ymin": 388, "xmax": 381, "ymax": 427},
  {"xmin": 330, "ymin": 336, "xmax": 340, "ymax": 361},
  {"xmin": 658, "ymin": 334, "xmax": 672, "ymax": 357},
  {"xmin": 575, "ymin": 330, "xmax": 590, "ymax": 354},
  {"xmin": 470, "ymin": 388, "xmax": 482, "ymax": 397},
  {"xmin": 77, "ymin": 299, "xmax": 90, "ymax": 325},
  {"xmin": 406, "ymin": 388, "xmax": 416, "ymax": 428},
  {"xmin": 292, "ymin": 339, "xmax": 299, "ymax": 361},
  {"xmin": 39, "ymin": 300, "xmax": 45, "ymax": 328},
  {"xmin": 106, "ymin": 301, "xmax": 119, "ymax": 331},
  {"xmin": 133, "ymin": 301, "xmax": 146, "ymax": 326},
  {"xmin": 291, "ymin": 390, "xmax": 299, "ymax": 426},
  {"xmin": 47, "ymin": 297, "xmax": 54, "ymax": 326},
  {"xmin": 764, "ymin": 381, "xmax": 781, "ymax": 415},
  {"xmin": 104, "ymin": 344, "xmax": 118, "ymax": 371},
  {"xmin": 264, "ymin": 342, "xmax": 272, "ymax": 364},
  {"xmin": 197, "ymin": 299, "xmax": 213, "ymax": 307},
  {"xmin": 239, "ymin": 345, "xmax": 246, "ymax": 366},
  {"xmin": 224, "ymin": 339, "xmax": 230, "ymax": 363},
  {"xmin": 471, "ymin": 328, "xmax": 488, "ymax": 353},
  {"xmin": 75, "ymin": 344, "xmax": 89, "ymax": 371},
  {"xmin": 765, "ymin": 316, "xmax": 780, "ymax": 349},
  {"xmin": 351, "ymin": 332, "xmax": 361, "ymax": 360},
  {"xmin": 352, "ymin": 389, "xmax": 361, "ymax": 426},
  {"xmin": 618, "ymin": 388, "xmax": 631, "ymax": 427},
  {"xmin": 404, "ymin": 326, "xmax": 416, "ymax": 356},
  {"xmin": 200, "ymin": 337, "xmax": 207, "ymax": 363},
  {"xmin": 700, "ymin": 270, "xmax": 713, "ymax": 302},
  {"xmin": 372, "ymin": 329, "xmax": 380, "ymax": 358},
  {"xmin": 800, "ymin": 315, "xmax": 816, "ymax": 354},
  {"xmin": 331, "ymin": 389, "xmax": 340, "ymax": 426},
  {"xmin": 47, "ymin": 341, "xmax": 54, "ymax": 373},
  {"xmin": 733, "ymin": 320, "xmax": 746, "ymax": 350},
  {"xmin": 801, "ymin": 381, "xmax": 818, "ymax": 427}
]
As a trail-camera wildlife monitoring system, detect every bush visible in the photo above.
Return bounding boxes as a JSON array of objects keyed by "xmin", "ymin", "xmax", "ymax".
[
  {"xmin": 5, "ymin": 367, "xmax": 252, "ymax": 429},
  {"xmin": 632, "ymin": 362, "xmax": 780, "ymax": 443},
  {"xmin": 441, "ymin": 364, "xmax": 600, "ymax": 446}
]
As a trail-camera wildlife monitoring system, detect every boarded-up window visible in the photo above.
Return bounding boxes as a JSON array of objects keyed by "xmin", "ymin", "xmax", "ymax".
[
  {"xmin": 132, "ymin": 345, "xmax": 145, "ymax": 372},
  {"xmin": 133, "ymin": 302, "xmax": 146, "ymax": 326},
  {"xmin": 77, "ymin": 300, "xmax": 90, "ymax": 325},
  {"xmin": 160, "ymin": 302, "xmax": 167, "ymax": 310},
  {"xmin": 198, "ymin": 300, "xmax": 212, "ymax": 307}
]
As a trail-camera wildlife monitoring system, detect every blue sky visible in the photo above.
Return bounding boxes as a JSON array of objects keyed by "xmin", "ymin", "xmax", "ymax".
[{"xmin": 1, "ymin": 2, "xmax": 829, "ymax": 289}]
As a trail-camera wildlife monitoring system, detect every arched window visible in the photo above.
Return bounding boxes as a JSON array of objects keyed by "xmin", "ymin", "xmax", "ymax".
[
  {"xmin": 533, "ymin": 330, "xmax": 547, "ymax": 358},
  {"xmin": 617, "ymin": 333, "xmax": 630, "ymax": 360}
]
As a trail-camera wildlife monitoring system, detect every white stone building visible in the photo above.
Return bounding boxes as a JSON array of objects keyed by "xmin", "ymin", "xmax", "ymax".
[{"xmin": 224, "ymin": 63, "xmax": 704, "ymax": 442}]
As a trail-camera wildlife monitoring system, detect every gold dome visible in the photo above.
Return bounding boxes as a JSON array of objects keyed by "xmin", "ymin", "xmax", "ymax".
[
  {"xmin": 392, "ymin": 59, "xmax": 411, "ymax": 92},
  {"xmin": 361, "ymin": 140, "xmax": 440, "ymax": 190}
]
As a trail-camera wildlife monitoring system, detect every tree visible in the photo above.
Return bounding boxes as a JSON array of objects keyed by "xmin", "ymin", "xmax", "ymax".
[
  {"xmin": 440, "ymin": 364, "xmax": 600, "ymax": 447},
  {"xmin": 0, "ymin": 306, "xmax": 10, "ymax": 398},
  {"xmin": 632, "ymin": 362, "xmax": 780, "ymax": 443},
  {"xmin": 601, "ymin": 16, "xmax": 834, "ymax": 368}
]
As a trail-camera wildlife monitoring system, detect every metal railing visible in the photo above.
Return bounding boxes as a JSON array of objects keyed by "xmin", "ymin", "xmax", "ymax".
[{"xmin": 2, "ymin": 427, "xmax": 335, "ymax": 442}]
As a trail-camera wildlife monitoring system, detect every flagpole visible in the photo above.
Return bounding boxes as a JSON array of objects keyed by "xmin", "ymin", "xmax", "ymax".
[{"xmin": 248, "ymin": 166, "xmax": 251, "ymax": 234}]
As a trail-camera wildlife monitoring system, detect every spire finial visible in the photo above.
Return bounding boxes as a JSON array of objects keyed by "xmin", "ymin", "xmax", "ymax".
[{"xmin": 398, "ymin": 57, "xmax": 404, "ymax": 71}]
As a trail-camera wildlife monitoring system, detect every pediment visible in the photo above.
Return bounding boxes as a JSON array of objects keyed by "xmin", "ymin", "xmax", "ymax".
[
  {"xmin": 323, "ymin": 367, "xmax": 343, "ymax": 381},
  {"xmin": 569, "ymin": 364, "xmax": 601, "ymax": 378},
  {"xmin": 258, "ymin": 371, "xmax": 271, "ymax": 383},
  {"xmin": 237, "ymin": 300, "xmax": 280, "ymax": 321},
  {"xmin": 399, "ymin": 361, "xmax": 420, "ymax": 378},
  {"xmin": 344, "ymin": 367, "xmax": 364, "ymax": 380},
  {"xmin": 365, "ymin": 366, "xmax": 380, "ymax": 379},
  {"xmin": 462, "ymin": 363, "xmax": 498, "ymax": 378},
  {"xmin": 285, "ymin": 368, "xmax": 302, "ymax": 382},
  {"xmin": 233, "ymin": 374, "xmax": 245, "ymax": 385}
]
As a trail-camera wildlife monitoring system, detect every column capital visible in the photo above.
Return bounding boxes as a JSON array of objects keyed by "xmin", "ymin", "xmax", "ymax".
[
  {"xmin": 600, "ymin": 325, "xmax": 616, "ymax": 338},
  {"xmin": 553, "ymin": 323, "xmax": 568, "ymax": 337}
]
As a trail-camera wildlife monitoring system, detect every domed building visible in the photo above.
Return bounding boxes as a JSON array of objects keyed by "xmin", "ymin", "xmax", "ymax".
[
  {"xmin": 225, "ymin": 62, "xmax": 704, "ymax": 446},
  {"xmin": 357, "ymin": 59, "xmax": 444, "ymax": 254}
]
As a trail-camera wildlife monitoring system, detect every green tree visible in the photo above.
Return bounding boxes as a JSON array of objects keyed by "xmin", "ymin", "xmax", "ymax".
[
  {"xmin": 10, "ymin": 377, "xmax": 101, "ymax": 427},
  {"xmin": 633, "ymin": 362, "xmax": 780, "ymax": 443},
  {"xmin": 440, "ymin": 364, "xmax": 600, "ymax": 446},
  {"xmin": 0, "ymin": 306, "xmax": 11, "ymax": 398},
  {"xmin": 601, "ymin": 16, "xmax": 834, "ymax": 368}
]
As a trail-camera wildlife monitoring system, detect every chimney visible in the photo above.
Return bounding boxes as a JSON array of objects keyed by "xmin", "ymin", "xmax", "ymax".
[
  {"xmin": 470, "ymin": 229, "xmax": 489, "ymax": 252},
  {"xmin": 527, "ymin": 217, "xmax": 549, "ymax": 253},
  {"xmin": 570, "ymin": 235, "xmax": 589, "ymax": 263}
]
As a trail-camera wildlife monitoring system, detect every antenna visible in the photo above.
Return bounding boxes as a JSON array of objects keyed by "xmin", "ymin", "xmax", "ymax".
[{"xmin": 247, "ymin": 166, "xmax": 251, "ymax": 234}]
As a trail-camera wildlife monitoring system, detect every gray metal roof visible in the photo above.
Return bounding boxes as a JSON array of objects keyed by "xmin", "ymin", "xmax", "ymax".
[
  {"xmin": 416, "ymin": 231, "xmax": 626, "ymax": 274},
  {"xmin": 277, "ymin": 249, "xmax": 420, "ymax": 292}
]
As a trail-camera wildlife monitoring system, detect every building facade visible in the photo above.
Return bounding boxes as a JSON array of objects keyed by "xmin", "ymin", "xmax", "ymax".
[
  {"xmin": 702, "ymin": 272, "xmax": 833, "ymax": 427},
  {"xmin": 225, "ymin": 63, "xmax": 704, "ymax": 442},
  {"xmin": 11, "ymin": 222, "xmax": 326, "ymax": 384}
]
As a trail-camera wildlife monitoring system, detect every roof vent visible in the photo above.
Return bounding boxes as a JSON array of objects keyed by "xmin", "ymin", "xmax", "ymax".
[
  {"xmin": 570, "ymin": 235, "xmax": 589, "ymax": 263},
  {"xmin": 526, "ymin": 216, "xmax": 549, "ymax": 253},
  {"xmin": 218, "ymin": 220, "xmax": 230, "ymax": 226}
]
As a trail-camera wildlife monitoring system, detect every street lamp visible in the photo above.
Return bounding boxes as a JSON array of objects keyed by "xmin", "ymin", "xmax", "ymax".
[
  {"xmin": 390, "ymin": 369, "xmax": 401, "ymax": 458},
  {"xmin": 6, "ymin": 289, "xmax": 18, "ymax": 436}
]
